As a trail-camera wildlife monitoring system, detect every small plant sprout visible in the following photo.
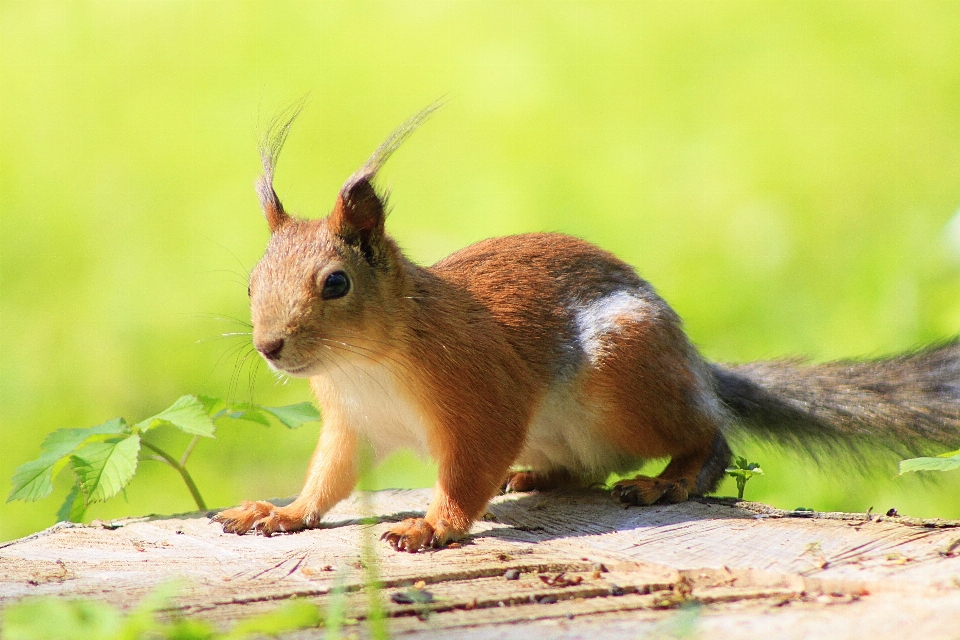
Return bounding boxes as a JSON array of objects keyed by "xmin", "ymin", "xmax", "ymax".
[
  {"xmin": 899, "ymin": 447, "xmax": 960, "ymax": 475},
  {"xmin": 7, "ymin": 395, "xmax": 320, "ymax": 523},
  {"xmin": 725, "ymin": 456, "xmax": 763, "ymax": 501}
]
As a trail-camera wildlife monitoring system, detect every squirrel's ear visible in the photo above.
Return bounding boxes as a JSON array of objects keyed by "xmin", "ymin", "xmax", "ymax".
[
  {"xmin": 329, "ymin": 176, "xmax": 386, "ymax": 247},
  {"xmin": 257, "ymin": 174, "xmax": 289, "ymax": 233}
]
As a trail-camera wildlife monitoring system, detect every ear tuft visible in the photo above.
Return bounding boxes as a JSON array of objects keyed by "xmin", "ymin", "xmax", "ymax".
[
  {"xmin": 328, "ymin": 100, "xmax": 443, "ymax": 247},
  {"xmin": 256, "ymin": 97, "xmax": 308, "ymax": 232}
]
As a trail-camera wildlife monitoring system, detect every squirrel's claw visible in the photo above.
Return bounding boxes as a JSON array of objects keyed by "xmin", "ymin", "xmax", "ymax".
[
  {"xmin": 212, "ymin": 500, "xmax": 308, "ymax": 536},
  {"xmin": 501, "ymin": 471, "xmax": 540, "ymax": 493},
  {"xmin": 381, "ymin": 517, "xmax": 442, "ymax": 552},
  {"xmin": 212, "ymin": 500, "xmax": 272, "ymax": 534}
]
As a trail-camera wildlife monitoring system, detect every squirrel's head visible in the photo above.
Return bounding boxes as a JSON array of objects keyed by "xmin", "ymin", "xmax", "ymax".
[{"xmin": 247, "ymin": 102, "xmax": 438, "ymax": 377}]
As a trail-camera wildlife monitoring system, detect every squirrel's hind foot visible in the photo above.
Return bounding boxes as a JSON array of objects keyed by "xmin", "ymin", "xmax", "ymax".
[
  {"xmin": 502, "ymin": 468, "xmax": 580, "ymax": 493},
  {"xmin": 613, "ymin": 476, "xmax": 691, "ymax": 506}
]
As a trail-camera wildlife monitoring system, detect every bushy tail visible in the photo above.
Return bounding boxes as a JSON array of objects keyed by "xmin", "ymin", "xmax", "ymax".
[{"xmin": 711, "ymin": 340, "xmax": 960, "ymax": 458}]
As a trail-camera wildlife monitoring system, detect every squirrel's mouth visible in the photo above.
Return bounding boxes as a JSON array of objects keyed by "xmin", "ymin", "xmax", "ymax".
[
  {"xmin": 282, "ymin": 362, "xmax": 314, "ymax": 376},
  {"xmin": 265, "ymin": 359, "xmax": 316, "ymax": 377}
]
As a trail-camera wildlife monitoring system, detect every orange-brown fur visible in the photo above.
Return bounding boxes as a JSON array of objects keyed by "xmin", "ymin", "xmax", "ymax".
[{"xmin": 214, "ymin": 106, "xmax": 960, "ymax": 551}]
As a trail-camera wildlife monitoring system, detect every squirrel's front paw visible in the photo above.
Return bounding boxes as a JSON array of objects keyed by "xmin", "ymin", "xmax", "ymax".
[
  {"xmin": 381, "ymin": 517, "xmax": 458, "ymax": 552},
  {"xmin": 212, "ymin": 501, "xmax": 310, "ymax": 537}
]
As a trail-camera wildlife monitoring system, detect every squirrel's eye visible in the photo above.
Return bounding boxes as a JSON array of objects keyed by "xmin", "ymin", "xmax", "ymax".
[{"xmin": 321, "ymin": 271, "xmax": 351, "ymax": 300}]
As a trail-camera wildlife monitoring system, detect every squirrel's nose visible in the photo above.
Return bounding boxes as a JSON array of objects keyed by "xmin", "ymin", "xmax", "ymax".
[{"xmin": 256, "ymin": 337, "xmax": 285, "ymax": 361}]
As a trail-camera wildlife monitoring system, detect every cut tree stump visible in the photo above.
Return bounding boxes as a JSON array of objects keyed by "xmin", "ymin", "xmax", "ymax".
[{"xmin": 2, "ymin": 489, "xmax": 960, "ymax": 638}]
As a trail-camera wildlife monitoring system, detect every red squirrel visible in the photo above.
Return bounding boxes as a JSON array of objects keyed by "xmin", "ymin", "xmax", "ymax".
[{"xmin": 214, "ymin": 104, "xmax": 960, "ymax": 552}]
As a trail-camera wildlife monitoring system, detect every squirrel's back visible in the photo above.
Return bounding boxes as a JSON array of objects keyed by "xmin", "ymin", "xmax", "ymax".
[{"xmin": 430, "ymin": 233, "xmax": 682, "ymax": 384}]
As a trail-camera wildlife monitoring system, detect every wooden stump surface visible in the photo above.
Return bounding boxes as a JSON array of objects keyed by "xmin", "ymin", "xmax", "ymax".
[{"xmin": 3, "ymin": 489, "xmax": 960, "ymax": 638}]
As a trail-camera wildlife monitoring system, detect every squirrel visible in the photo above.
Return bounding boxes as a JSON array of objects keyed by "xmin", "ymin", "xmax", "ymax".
[{"xmin": 214, "ymin": 103, "xmax": 960, "ymax": 552}]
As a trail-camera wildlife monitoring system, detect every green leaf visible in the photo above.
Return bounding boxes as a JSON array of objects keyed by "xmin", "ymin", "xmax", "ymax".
[
  {"xmin": 8, "ymin": 454, "xmax": 67, "ymax": 503},
  {"xmin": 225, "ymin": 600, "xmax": 323, "ymax": 639},
  {"xmin": 7, "ymin": 419, "xmax": 128, "ymax": 503},
  {"xmin": 56, "ymin": 483, "xmax": 87, "ymax": 523},
  {"xmin": 899, "ymin": 454, "xmax": 960, "ymax": 474},
  {"xmin": 198, "ymin": 394, "xmax": 225, "ymax": 416},
  {"xmin": 158, "ymin": 618, "xmax": 216, "ymax": 640},
  {"xmin": 135, "ymin": 395, "xmax": 216, "ymax": 437},
  {"xmin": 71, "ymin": 435, "xmax": 141, "ymax": 504},
  {"xmin": 3, "ymin": 598, "xmax": 124, "ymax": 640},
  {"xmin": 119, "ymin": 581, "xmax": 190, "ymax": 639},
  {"xmin": 258, "ymin": 402, "xmax": 321, "ymax": 429},
  {"xmin": 41, "ymin": 418, "xmax": 129, "ymax": 458},
  {"xmin": 936, "ymin": 448, "xmax": 960, "ymax": 459},
  {"xmin": 225, "ymin": 405, "xmax": 272, "ymax": 427}
]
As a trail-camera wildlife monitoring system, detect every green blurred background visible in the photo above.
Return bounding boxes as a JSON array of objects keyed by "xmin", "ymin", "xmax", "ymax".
[{"xmin": 2, "ymin": 1, "xmax": 960, "ymax": 543}]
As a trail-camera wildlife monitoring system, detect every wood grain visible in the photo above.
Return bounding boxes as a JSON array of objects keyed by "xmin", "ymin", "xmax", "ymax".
[{"xmin": 2, "ymin": 489, "xmax": 960, "ymax": 639}]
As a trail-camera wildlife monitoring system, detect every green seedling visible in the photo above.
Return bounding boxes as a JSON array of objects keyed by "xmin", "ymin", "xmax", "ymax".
[
  {"xmin": 7, "ymin": 395, "xmax": 320, "ymax": 522},
  {"xmin": 725, "ymin": 456, "xmax": 763, "ymax": 500}
]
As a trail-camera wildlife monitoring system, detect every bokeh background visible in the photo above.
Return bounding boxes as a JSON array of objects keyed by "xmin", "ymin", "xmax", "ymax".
[{"xmin": 3, "ymin": 1, "xmax": 960, "ymax": 543}]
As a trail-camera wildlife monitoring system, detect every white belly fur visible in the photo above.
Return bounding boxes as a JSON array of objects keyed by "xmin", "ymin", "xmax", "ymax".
[
  {"xmin": 515, "ymin": 289, "xmax": 654, "ymax": 476},
  {"xmin": 315, "ymin": 360, "xmax": 433, "ymax": 461},
  {"xmin": 517, "ymin": 384, "xmax": 639, "ymax": 477}
]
